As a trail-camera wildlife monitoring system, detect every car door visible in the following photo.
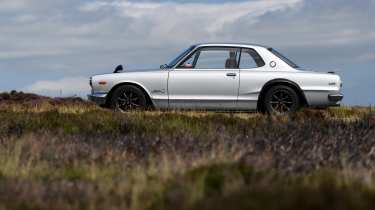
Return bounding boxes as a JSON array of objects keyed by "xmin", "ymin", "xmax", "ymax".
[
  {"xmin": 168, "ymin": 47, "xmax": 241, "ymax": 110},
  {"xmin": 237, "ymin": 48, "xmax": 268, "ymax": 110}
]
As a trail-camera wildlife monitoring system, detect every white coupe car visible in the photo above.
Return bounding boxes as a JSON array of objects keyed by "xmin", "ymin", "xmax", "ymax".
[{"xmin": 89, "ymin": 43, "xmax": 343, "ymax": 113}]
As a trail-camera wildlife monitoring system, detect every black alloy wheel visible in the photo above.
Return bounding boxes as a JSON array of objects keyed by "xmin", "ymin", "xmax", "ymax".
[
  {"xmin": 111, "ymin": 85, "xmax": 147, "ymax": 112},
  {"xmin": 264, "ymin": 85, "xmax": 300, "ymax": 113}
]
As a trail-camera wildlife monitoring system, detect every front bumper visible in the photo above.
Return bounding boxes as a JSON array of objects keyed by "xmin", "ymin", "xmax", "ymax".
[
  {"xmin": 328, "ymin": 93, "xmax": 344, "ymax": 102},
  {"xmin": 88, "ymin": 93, "xmax": 107, "ymax": 106}
]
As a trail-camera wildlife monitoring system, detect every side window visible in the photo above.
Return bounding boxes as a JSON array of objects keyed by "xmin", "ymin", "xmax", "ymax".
[
  {"xmin": 240, "ymin": 49, "xmax": 265, "ymax": 69},
  {"xmin": 178, "ymin": 47, "xmax": 240, "ymax": 69}
]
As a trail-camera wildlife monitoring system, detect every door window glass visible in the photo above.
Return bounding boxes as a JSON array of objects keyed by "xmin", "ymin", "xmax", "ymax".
[{"xmin": 179, "ymin": 47, "xmax": 240, "ymax": 69}]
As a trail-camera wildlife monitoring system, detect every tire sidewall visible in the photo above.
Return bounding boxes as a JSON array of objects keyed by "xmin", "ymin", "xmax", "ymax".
[
  {"xmin": 263, "ymin": 85, "xmax": 300, "ymax": 113},
  {"xmin": 110, "ymin": 85, "xmax": 147, "ymax": 112}
]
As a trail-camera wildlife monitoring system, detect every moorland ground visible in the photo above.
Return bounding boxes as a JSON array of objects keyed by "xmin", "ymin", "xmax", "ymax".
[{"xmin": 0, "ymin": 91, "xmax": 375, "ymax": 210}]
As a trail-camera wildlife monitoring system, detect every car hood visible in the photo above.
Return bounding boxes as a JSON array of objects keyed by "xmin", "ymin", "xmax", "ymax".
[{"xmin": 93, "ymin": 68, "xmax": 164, "ymax": 77}]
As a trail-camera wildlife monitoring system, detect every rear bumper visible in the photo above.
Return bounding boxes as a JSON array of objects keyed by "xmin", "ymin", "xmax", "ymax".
[
  {"xmin": 328, "ymin": 94, "xmax": 344, "ymax": 102},
  {"xmin": 88, "ymin": 93, "xmax": 107, "ymax": 105}
]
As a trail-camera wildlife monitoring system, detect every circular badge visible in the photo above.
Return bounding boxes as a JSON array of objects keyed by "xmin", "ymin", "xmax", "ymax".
[{"xmin": 270, "ymin": 61, "xmax": 277, "ymax": 68}]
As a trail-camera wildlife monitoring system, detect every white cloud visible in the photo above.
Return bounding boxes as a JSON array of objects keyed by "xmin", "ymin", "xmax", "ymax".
[
  {"xmin": 0, "ymin": 0, "xmax": 29, "ymax": 11},
  {"xmin": 81, "ymin": 0, "xmax": 302, "ymax": 28},
  {"xmin": 23, "ymin": 77, "xmax": 90, "ymax": 97},
  {"xmin": 13, "ymin": 14, "xmax": 37, "ymax": 23},
  {"xmin": 80, "ymin": 0, "xmax": 302, "ymax": 44},
  {"xmin": 357, "ymin": 53, "xmax": 375, "ymax": 62},
  {"xmin": 0, "ymin": 49, "xmax": 68, "ymax": 59}
]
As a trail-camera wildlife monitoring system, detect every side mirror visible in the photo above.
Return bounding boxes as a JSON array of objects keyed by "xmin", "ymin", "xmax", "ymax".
[
  {"xmin": 114, "ymin": 65, "xmax": 124, "ymax": 73},
  {"xmin": 160, "ymin": 64, "xmax": 168, "ymax": 69}
]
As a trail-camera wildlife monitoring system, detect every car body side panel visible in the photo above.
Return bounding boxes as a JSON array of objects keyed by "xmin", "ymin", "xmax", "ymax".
[
  {"xmin": 91, "ymin": 70, "xmax": 169, "ymax": 108},
  {"xmin": 238, "ymin": 70, "xmax": 342, "ymax": 109},
  {"xmin": 167, "ymin": 69, "xmax": 240, "ymax": 110}
]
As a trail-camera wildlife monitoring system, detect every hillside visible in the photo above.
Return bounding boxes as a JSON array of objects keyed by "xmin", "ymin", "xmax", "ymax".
[{"xmin": 0, "ymin": 91, "xmax": 375, "ymax": 210}]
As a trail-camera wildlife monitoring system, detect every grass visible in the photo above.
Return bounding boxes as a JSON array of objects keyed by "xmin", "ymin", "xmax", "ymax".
[{"xmin": 0, "ymin": 91, "xmax": 375, "ymax": 210}]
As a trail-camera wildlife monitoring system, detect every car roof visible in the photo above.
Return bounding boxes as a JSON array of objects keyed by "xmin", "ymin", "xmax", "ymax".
[{"xmin": 195, "ymin": 43, "xmax": 270, "ymax": 49}]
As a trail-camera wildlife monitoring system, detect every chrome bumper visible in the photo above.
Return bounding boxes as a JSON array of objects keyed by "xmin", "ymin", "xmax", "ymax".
[
  {"xmin": 328, "ymin": 94, "xmax": 344, "ymax": 102},
  {"xmin": 88, "ymin": 93, "xmax": 107, "ymax": 106}
]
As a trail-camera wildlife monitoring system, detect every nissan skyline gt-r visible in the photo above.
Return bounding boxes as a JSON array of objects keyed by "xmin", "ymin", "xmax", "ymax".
[{"xmin": 88, "ymin": 43, "xmax": 344, "ymax": 113}]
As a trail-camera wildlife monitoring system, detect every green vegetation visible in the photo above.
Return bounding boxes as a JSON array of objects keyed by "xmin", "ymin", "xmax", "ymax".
[{"xmin": 0, "ymin": 91, "xmax": 375, "ymax": 210}]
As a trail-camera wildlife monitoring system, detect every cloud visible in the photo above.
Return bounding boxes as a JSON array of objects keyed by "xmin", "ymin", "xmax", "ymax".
[
  {"xmin": 80, "ymin": 0, "xmax": 302, "ymax": 44},
  {"xmin": 0, "ymin": 1, "xmax": 29, "ymax": 11},
  {"xmin": 357, "ymin": 53, "xmax": 375, "ymax": 62},
  {"xmin": 12, "ymin": 14, "xmax": 37, "ymax": 23},
  {"xmin": 0, "ymin": 49, "xmax": 68, "ymax": 60},
  {"xmin": 218, "ymin": 0, "xmax": 375, "ymax": 48},
  {"xmin": 23, "ymin": 77, "xmax": 90, "ymax": 97},
  {"xmin": 81, "ymin": 0, "xmax": 301, "ymax": 24}
]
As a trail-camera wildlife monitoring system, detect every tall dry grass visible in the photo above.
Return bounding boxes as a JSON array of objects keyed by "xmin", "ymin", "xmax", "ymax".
[{"xmin": 0, "ymin": 91, "xmax": 375, "ymax": 210}]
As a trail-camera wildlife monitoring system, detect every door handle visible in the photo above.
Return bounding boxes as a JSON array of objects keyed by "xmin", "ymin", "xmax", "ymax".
[{"xmin": 226, "ymin": 73, "xmax": 237, "ymax": 77}]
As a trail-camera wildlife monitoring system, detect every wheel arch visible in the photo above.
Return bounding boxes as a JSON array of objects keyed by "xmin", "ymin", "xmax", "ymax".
[
  {"xmin": 105, "ymin": 82, "xmax": 154, "ymax": 108},
  {"xmin": 257, "ymin": 79, "xmax": 308, "ymax": 111}
]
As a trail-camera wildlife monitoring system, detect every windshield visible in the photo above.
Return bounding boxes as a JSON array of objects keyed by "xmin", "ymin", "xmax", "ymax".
[
  {"xmin": 268, "ymin": 48, "xmax": 300, "ymax": 69},
  {"xmin": 167, "ymin": 46, "xmax": 195, "ymax": 68}
]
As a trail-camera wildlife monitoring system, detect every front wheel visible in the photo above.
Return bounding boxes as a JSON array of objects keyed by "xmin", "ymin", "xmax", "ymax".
[
  {"xmin": 110, "ymin": 85, "xmax": 147, "ymax": 112},
  {"xmin": 263, "ymin": 85, "xmax": 300, "ymax": 114}
]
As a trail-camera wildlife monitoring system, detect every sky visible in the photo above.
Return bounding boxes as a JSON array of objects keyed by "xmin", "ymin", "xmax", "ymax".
[{"xmin": 0, "ymin": 0, "xmax": 374, "ymax": 105}]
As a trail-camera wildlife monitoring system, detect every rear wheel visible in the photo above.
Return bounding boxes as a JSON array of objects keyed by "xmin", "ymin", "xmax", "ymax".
[
  {"xmin": 263, "ymin": 85, "xmax": 300, "ymax": 113},
  {"xmin": 110, "ymin": 85, "xmax": 147, "ymax": 112}
]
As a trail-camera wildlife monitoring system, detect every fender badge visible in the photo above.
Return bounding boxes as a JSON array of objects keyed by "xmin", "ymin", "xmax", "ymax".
[{"xmin": 152, "ymin": 89, "xmax": 165, "ymax": 94}]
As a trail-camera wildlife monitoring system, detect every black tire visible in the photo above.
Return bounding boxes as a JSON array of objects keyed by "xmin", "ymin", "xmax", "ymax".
[
  {"xmin": 263, "ymin": 85, "xmax": 300, "ymax": 113},
  {"xmin": 110, "ymin": 85, "xmax": 147, "ymax": 112}
]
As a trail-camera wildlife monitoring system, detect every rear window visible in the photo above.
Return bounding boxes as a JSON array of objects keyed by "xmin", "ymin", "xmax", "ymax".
[{"xmin": 268, "ymin": 48, "xmax": 299, "ymax": 68}]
